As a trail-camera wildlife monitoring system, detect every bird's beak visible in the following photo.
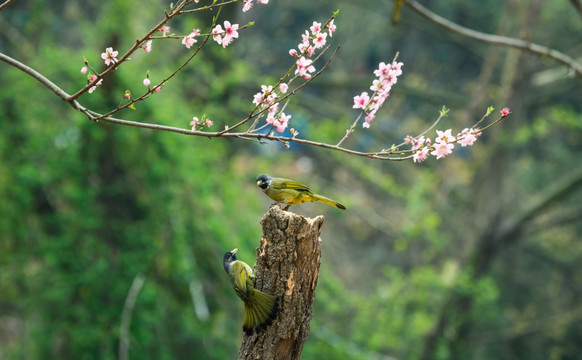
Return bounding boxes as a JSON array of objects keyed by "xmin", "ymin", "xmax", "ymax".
[
  {"xmin": 233, "ymin": 248, "xmax": 238, "ymax": 254},
  {"xmin": 256, "ymin": 181, "xmax": 261, "ymax": 186}
]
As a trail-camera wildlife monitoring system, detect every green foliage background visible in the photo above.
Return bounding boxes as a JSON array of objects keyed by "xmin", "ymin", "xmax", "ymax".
[{"xmin": 1, "ymin": 0, "xmax": 582, "ymax": 359}]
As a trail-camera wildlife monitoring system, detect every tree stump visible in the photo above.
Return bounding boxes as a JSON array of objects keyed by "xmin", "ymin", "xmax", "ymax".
[{"xmin": 238, "ymin": 205, "xmax": 324, "ymax": 360}]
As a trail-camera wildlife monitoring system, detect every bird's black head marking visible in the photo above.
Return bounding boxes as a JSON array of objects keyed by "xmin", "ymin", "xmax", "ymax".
[
  {"xmin": 256, "ymin": 174, "xmax": 271, "ymax": 190},
  {"xmin": 223, "ymin": 249, "xmax": 238, "ymax": 273}
]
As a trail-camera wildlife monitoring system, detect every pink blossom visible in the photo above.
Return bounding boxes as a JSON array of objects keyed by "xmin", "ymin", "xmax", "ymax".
[
  {"xmin": 143, "ymin": 78, "xmax": 151, "ymax": 87},
  {"xmin": 365, "ymin": 109, "xmax": 377, "ymax": 122},
  {"xmin": 88, "ymin": 75, "xmax": 102, "ymax": 94},
  {"xmin": 431, "ymin": 142, "xmax": 454, "ymax": 159},
  {"xmin": 295, "ymin": 57, "xmax": 315, "ymax": 78},
  {"xmin": 384, "ymin": 70, "xmax": 399, "ymax": 86},
  {"xmin": 268, "ymin": 103, "xmax": 279, "ymax": 115},
  {"xmin": 124, "ymin": 92, "xmax": 131, "ymax": 100},
  {"xmin": 190, "ymin": 117, "xmax": 200, "ymax": 130},
  {"xmin": 435, "ymin": 129, "xmax": 455, "ymax": 144},
  {"xmin": 142, "ymin": 40, "xmax": 152, "ymax": 53},
  {"xmin": 154, "ymin": 86, "xmax": 161, "ymax": 92},
  {"xmin": 391, "ymin": 61, "xmax": 404, "ymax": 76},
  {"xmin": 310, "ymin": 21, "xmax": 322, "ymax": 35},
  {"xmin": 261, "ymin": 85, "xmax": 274, "ymax": 95},
  {"xmin": 413, "ymin": 147, "xmax": 430, "ymax": 163},
  {"xmin": 374, "ymin": 62, "xmax": 391, "ymax": 79},
  {"xmin": 204, "ymin": 118, "xmax": 213, "ymax": 127},
  {"xmin": 298, "ymin": 42, "xmax": 314, "ymax": 57},
  {"xmin": 274, "ymin": 113, "xmax": 291, "ymax": 133},
  {"xmin": 411, "ymin": 136, "xmax": 425, "ymax": 151},
  {"xmin": 500, "ymin": 107, "xmax": 511, "ymax": 116},
  {"xmin": 80, "ymin": 66, "xmax": 88, "ymax": 74},
  {"xmin": 279, "ymin": 83, "xmax": 288, "ymax": 93},
  {"xmin": 252, "ymin": 92, "xmax": 264, "ymax": 106},
  {"xmin": 289, "ymin": 49, "xmax": 298, "ymax": 57},
  {"xmin": 362, "ymin": 121, "xmax": 370, "ymax": 129},
  {"xmin": 101, "ymin": 47, "xmax": 118, "ymax": 66},
  {"xmin": 313, "ymin": 32, "xmax": 327, "ymax": 49},
  {"xmin": 370, "ymin": 93, "xmax": 388, "ymax": 111},
  {"xmin": 326, "ymin": 20, "xmax": 336, "ymax": 37},
  {"xmin": 182, "ymin": 35, "xmax": 197, "ymax": 49},
  {"xmin": 242, "ymin": 0, "xmax": 253, "ymax": 12},
  {"xmin": 243, "ymin": 0, "xmax": 268, "ymax": 11},
  {"xmin": 457, "ymin": 128, "xmax": 478, "ymax": 147},
  {"xmin": 212, "ymin": 25, "xmax": 224, "ymax": 45},
  {"xmin": 252, "ymin": 85, "xmax": 276, "ymax": 108},
  {"xmin": 222, "ymin": 21, "xmax": 239, "ymax": 48},
  {"xmin": 370, "ymin": 78, "xmax": 390, "ymax": 92},
  {"xmin": 160, "ymin": 26, "xmax": 170, "ymax": 37},
  {"xmin": 353, "ymin": 92, "xmax": 370, "ymax": 109},
  {"xmin": 301, "ymin": 30, "xmax": 311, "ymax": 44},
  {"xmin": 266, "ymin": 115, "xmax": 275, "ymax": 125}
]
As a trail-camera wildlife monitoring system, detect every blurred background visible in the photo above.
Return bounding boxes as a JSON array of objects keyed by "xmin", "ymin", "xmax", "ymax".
[{"xmin": 1, "ymin": 0, "xmax": 582, "ymax": 359}]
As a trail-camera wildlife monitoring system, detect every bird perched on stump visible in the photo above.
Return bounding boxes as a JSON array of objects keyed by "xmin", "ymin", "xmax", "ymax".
[
  {"xmin": 256, "ymin": 174, "xmax": 346, "ymax": 210},
  {"xmin": 223, "ymin": 248, "xmax": 279, "ymax": 335}
]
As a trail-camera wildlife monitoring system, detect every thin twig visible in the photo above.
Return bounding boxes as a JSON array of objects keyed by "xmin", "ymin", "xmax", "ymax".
[
  {"xmin": 404, "ymin": 0, "xmax": 582, "ymax": 77},
  {"xmin": 336, "ymin": 112, "xmax": 365, "ymax": 147},
  {"xmin": 0, "ymin": 0, "xmax": 15, "ymax": 12},
  {"xmin": 119, "ymin": 274, "xmax": 146, "ymax": 360}
]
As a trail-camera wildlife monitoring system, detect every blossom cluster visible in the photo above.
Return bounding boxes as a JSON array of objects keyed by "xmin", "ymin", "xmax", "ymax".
[
  {"xmin": 190, "ymin": 116, "xmax": 213, "ymax": 130},
  {"xmin": 406, "ymin": 107, "xmax": 509, "ymax": 163},
  {"xmin": 252, "ymin": 84, "xmax": 291, "ymax": 133},
  {"xmin": 212, "ymin": 21, "xmax": 239, "ymax": 48},
  {"xmin": 353, "ymin": 60, "xmax": 403, "ymax": 128},
  {"xmin": 289, "ymin": 20, "xmax": 336, "ymax": 79}
]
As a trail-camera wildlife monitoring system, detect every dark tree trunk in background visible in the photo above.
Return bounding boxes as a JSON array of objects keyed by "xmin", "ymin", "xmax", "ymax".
[{"xmin": 238, "ymin": 206, "xmax": 324, "ymax": 360}]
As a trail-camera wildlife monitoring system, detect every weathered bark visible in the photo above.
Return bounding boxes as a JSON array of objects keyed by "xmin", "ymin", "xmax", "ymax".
[{"xmin": 238, "ymin": 205, "xmax": 324, "ymax": 360}]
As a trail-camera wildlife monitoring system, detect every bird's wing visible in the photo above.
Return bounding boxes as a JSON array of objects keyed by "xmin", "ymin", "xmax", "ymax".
[
  {"xmin": 232, "ymin": 261, "xmax": 250, "ymax": 294},
  {"xmin": 271, "ymin": 178, "xmax": 312, "ymax": 192}
]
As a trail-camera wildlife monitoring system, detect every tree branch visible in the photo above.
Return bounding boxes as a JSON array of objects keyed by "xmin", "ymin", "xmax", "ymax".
[
  {"xmin": 404, "ymin": 0, "xmax": 582, "ymax": 78},
  {"xmin": 0, "ymin": 0, "xmax": 14, "ymax": 12}
]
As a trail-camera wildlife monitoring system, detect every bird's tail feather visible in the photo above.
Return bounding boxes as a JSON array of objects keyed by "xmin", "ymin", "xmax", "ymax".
[
  {"xmin": 243, "ymin": 289, "xmax": 278, "ymax": 335},
  {"xmin": 313, "ymin": 193, "xmax": 346, "ymax": 210}
]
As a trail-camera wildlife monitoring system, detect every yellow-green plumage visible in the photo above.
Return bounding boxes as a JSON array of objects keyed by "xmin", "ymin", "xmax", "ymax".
[
  {"xmin": 256, "ymin": 174, "xmax": 346, "ymax": 210},
  {"xmin": 223, "ymin": 249, "xmax": 278, "ymax": 335}
]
